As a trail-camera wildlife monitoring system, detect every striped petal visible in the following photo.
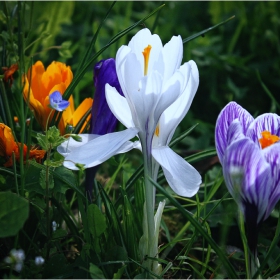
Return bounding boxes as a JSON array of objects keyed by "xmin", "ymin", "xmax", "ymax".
[
  {"xmin": 215, "ymin": 101, "xmax": 254, "ymax": 161},
  {"xmin": 223, "ymin": 137, "xmax": 272, "ymax": 223},
  {"xmin": 246, "ymin": 113, "xmax": 280, "ymax": 147},
  {"xmin": 262, "ymin": 142, "xmax": 280, "ymax": 220}
]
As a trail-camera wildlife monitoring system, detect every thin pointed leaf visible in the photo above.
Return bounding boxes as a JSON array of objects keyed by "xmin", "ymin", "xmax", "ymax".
[
  {"xmin": 149, "ymin": 177, "xmax": 238, "ymax": 279},
  {"xmin": 183, "ymin": 15, "xmax": 235, "ymax": 44}
]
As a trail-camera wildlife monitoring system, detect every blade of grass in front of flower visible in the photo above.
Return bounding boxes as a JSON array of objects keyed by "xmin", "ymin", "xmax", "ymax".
[
  {"xmin": 183, "ymin": 15, "xmax": 235, "ymax": 44},
  {"xmin": 73, "ymin": 107, "xmax": 92, "ymax": 134},
  {"xmin": 256, "ymin": 70, "xmax": 280, "ymax": 111},
  {"xmin": 257, "ymin": 206, "xmax": 280, "ymax": 278},
  {"xmin": 150, "ymin": 178, "xmax": 238, "ymax": 279}
]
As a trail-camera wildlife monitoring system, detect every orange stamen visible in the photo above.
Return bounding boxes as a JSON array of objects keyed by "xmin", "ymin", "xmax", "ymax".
[
  {"xmin": 259, "ymin": 131, "xmax": 280, "ymax": 149},
  {"xmin": 155, "ymin": 124, "xmax": 160, "ymax": 137},
  {"xmin": 142, "ymin": 45, "xmax": 152, "ymax": 76}
]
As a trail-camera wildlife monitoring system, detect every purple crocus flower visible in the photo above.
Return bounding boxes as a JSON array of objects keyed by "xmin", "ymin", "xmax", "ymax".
[
  {"xmin": 49, "ymin": 91, "xmax": 70, "ymax": 111},
  {"xmin": 86, "ymin": 58, "xmax": 124, "ymax": 201},
  {"xmin": 90, "ymin": 58, "xmax": 124, "ymax": 134},
  {"xmin": 215, "ymin": 101, "xmax": 280, "ymax": 258}
]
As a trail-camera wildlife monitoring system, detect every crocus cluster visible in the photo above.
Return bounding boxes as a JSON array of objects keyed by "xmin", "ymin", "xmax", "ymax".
[{"xmin": 23, "ymin": 61, "xmax": 93, "ymax": 133}]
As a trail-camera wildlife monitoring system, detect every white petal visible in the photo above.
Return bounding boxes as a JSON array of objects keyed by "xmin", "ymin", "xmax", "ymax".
[
  {"xmin": 63, "ymin": 128, "xmax": 138, "ymax": 170},
  {"xmin": 127, "ymin": 28, "xmax": 163, "ymax": 75},
  {"xmin": 105, "ymin": 84, "xmax": 135, "ymax": 128},
  {"xmin": 153, "ymin": 77, "xmax": 181, "ymax": 125},
  {"xmin": 57, "ymin": 134, "xmax": 99, "ymax": 157},
  {"xmin": 162, "ymin": 35, "xmax": 183, "ymax": 81},
  {"xmin": 123, "ymin": 52, "xmax": 143, "ymax": 99},
  {"xmin": 116, "ymin": 45, "xmax": 131, "ymax": 99},
  {"xmin": 156, "ymin": 61, "xmax": 199, "ymax": 146},
  {"xmin": 152, "ymin": 146, "xmax": 201, "ymax": 197}
]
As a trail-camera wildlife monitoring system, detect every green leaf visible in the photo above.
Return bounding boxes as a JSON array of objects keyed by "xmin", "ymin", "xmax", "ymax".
[
  {"xmin": 52, "ymin": 229, "xmax": 68, "ymax": 239},
  {"xmin": 89, "ymin": 263, "xmax": 105, "ymax": 279},
  {"xmin": 87, "ymin": 204, "xmax": 107, "ymax": 238},
  {"xmin": 150, "ymin": 178, "xmax": 238, "ymax": 279},
  {"xmin": 36, "ymin": 126, "xmax": 66, "ymax": 151},
  {"xmin": 0, "ymin": 192, "xmax": 29, "ymax": 237},
  {"xmin": 40, "ymin": 169, "xmax": 54, "ymax": 190},
  {"xmin": 53, "ymin": 166, "xmax": 74, "ymax": 194}
]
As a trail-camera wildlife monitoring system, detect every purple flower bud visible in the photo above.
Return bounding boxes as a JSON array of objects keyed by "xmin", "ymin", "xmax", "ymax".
[
  {"xmin": 86, "ymin": 59, "xmax": 123, "ymax": 202},
  {"xmin": 49, "ymin": 91, "xmax": 70, "ymax": 112},
  {"xmin": 90, "ymin": 58, "xmax": 123, "ymax": 135}
]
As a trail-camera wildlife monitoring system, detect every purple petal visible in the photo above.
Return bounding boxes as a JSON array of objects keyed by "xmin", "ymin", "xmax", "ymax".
[
  {"xmin": 223, "ymin": 137, "xmax": 272, "ymax": 224},
  {"xmin": 262, "ymin": 142, "xmax": 280, "ymax": 219},
  {"xmin": 90, "ymin": 58, "xmax": 124, "ymax": 135},
  {"xmin": 49, "ymin": 91, "xmax": 70, "ymax": 111},
  {"xmin": 215, "ymin": 102, "xmax": 254, "ymax": 161},
  {"xmin": 226, "ymin": 119, "xmax": 246, "ymax": 145},
  {"xmin": 246, "ymin": 113, "xmax": 280, "ymax": 146}
]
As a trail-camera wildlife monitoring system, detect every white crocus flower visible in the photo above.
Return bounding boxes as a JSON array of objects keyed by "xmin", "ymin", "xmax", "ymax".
[
  {"xmin": 59, "ymin": 28, "xmax": 201, "ymax": 197},
  {"xmin": 58, "ymin": 28, "xmax": 201, "ymax": 276}
]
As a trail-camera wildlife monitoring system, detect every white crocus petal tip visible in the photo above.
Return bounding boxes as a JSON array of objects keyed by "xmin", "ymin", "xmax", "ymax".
[{"xmin": 152, "ymin": 146, "xmax": 201, "ymax": 197}]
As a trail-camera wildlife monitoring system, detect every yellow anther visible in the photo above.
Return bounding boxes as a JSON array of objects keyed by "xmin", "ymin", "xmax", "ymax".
[{"xmin": 142, "ymin": 45, "xmax": 152, "ymax": 76}]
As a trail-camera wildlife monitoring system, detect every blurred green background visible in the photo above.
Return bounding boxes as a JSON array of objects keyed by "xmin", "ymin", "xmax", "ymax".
[{"xmin": 2, "ymin": 1, "xmax": 280, "ymax": 150}]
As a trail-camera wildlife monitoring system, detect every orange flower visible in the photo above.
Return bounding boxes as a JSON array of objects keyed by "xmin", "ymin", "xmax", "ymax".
[
  {"xmin": 0, "ymin": 123, "xmax": 46, "ymax": 167},
  {"xmin": 2, "ymin": 63, "xmax": 18, "ymax": 87},
  {"xmin": 23, "ymin": 61, "xmax": 93, "ymax": 134}
]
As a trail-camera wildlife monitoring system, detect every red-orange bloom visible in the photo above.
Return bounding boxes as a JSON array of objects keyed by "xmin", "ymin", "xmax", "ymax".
[
  {"xmin": 0, "ymin": 123, "xmax": 46, "ymax": 167},
  {"xmin": 2, "ymin": 63, "xmax": 18, "ymax": 87}
]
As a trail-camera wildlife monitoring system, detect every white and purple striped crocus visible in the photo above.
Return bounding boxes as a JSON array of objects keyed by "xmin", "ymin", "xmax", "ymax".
[{"xmin": 215, "ymin": 101, "xmax": 280, "ymax": 231}]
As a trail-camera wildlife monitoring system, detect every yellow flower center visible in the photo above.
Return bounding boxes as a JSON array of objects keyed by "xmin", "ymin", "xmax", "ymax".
[
  {"xmin": 258, "ymin": 131, "xmax": 280, "ymax": 149},
  {"xmin": 142, "ymin": 45, "xmax": 152, "ymax": 76}
]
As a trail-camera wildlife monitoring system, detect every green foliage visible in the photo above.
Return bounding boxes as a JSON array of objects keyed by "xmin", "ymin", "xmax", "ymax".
[
  {"xmin": 1, "ymin": 1, "xmax": 280, "ymax": 279},
  {"xmin": 36, "ymin": 126, "xmax": 66, "ymax": 151},
  {"xmin": 0, "ymin": 191, "xmax": 29, "ymax": 237}
]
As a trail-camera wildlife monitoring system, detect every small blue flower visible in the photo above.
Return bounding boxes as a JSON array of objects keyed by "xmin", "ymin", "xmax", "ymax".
[{"xmin": 49, "ymin": 91, "xmax": 70, "ymax": 111}]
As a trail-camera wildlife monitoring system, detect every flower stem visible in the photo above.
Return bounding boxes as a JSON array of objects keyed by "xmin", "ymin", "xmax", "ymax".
[
  {"xmin": 141, "ymin": 132, "xmax": 156, "ymax": 274},
  {"xmin": 45, "ymin": 111, "xmax": 54, "ymax": 260}
]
